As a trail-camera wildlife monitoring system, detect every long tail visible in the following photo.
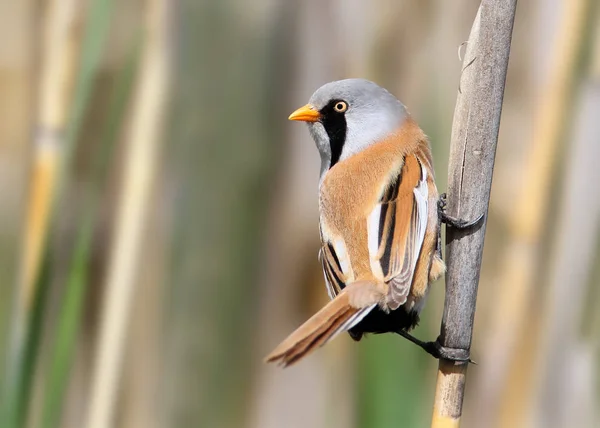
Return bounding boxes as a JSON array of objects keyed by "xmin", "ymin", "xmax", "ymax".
[{"xmin": 265, "ymin": 281, "xmax": 382, "ymax": 367}]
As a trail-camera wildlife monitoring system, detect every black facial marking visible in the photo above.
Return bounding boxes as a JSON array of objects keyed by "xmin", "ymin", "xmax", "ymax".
[{"xmin": 319, "ymin": 99, "xmax": 348, "ymax": 168}]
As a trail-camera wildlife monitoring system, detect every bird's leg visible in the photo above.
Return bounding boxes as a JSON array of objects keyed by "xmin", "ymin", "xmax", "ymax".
[
  {"xmin": 437, "ymin": 193, "xmax": 484, "ymax": 229},
  {"xmin": 396, "ymin": 330, "xmax": 475, "ymax": 364}
]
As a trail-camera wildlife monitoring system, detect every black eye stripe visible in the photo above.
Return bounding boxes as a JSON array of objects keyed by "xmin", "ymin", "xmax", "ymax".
[{"xmin": 319, "ymin": 99, "xmax": 348, "ymax": 168}]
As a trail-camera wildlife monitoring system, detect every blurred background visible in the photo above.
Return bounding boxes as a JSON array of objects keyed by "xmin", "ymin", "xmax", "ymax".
[{"xmin": 0, "ymin": 0, "xmax": 599, "ymax": 427}]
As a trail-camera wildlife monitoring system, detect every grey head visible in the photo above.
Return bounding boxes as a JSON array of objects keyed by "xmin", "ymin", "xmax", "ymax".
[{"xmin": 289, "ymin": 78, "xmax": 408, "ymax": 178}]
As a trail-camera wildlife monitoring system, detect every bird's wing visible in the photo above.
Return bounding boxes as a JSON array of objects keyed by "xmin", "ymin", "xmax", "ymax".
[
  {"xmin": 319, "ymin": 230, "xmax": 376, "ymax": 334},
  {"xmin": 320, "ymin": 241, "xmax": 346, "ymax": 300},
  {"xmin": 367, "ymin": 154, "xmax": 429, "ymax": 310}
]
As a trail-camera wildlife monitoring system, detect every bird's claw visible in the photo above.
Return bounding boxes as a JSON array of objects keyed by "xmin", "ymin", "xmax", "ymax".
[
  {"xmin": 437, "ymin": 193, "xmax": 484, "ymax": 230},
  {"xmin": 438, "ymin": 193, "xmax": 448, "ymax": 212}
]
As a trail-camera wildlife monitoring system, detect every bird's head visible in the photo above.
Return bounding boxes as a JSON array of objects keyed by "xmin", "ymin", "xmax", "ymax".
[{"xmin": 289, "ymin": 79, "xmax": 408, "ymax": 173}]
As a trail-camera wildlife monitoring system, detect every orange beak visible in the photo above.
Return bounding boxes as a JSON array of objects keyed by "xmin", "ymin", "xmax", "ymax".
[{"xmin": 288, "ymin": 104, "xmax": 321, "ymax": 122}]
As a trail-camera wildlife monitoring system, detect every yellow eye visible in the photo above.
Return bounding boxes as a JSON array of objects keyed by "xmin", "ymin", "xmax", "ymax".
[{"xmin": 333, "ymin": 101, "xmax": 348, "ymax": 113}]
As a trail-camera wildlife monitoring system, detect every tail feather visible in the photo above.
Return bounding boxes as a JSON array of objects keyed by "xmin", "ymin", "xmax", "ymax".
[
  {"xmin": 282, "ymin": 305, "xmax": 355, "ymax": 366},
  {"xmin": 265, "ymin": 281, "xmax": 382, "ymax": 367}
]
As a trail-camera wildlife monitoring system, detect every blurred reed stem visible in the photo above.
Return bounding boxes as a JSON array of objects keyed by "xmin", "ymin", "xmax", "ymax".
[
  {"xmin": 2, "ymin": 0, "xmax": 118, "ymax": 426},
  {"xmin": 581, "ymin": 15, "xmax": 600, "ymax": 344},
  {"xmin": 41, "ymin": 37, "xmax": 140, "ymax": 428},
  {"xmin": 164, "ymin": 0, "xmax": 280, "ymax": 425},
  {"xmin": 20, "ymin": 0, "xmax": 79, "ymax": 313},
  {"xmin": 1, "ymin": 1, "xmax": 81, "ymax": 426},
  {"xmin": 531, "ymin": 9, "xmax": 600, "ymax": 426},
  {"xmin": 533, "ymin": 55, "xmax": 600, "ymax": 428},
  {"xmin": 84, "ymin": 0, "xmax": 170, "ymax": 426},
  {"xmin": 487, "ymin": 0, "xmax": 595, "ymax": 426}
]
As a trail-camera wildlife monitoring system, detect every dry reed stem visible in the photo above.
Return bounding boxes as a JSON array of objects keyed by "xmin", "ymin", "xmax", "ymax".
[
  {"xmin": 593, "ymin": 16, "xmax": 600, "ymax": 79},
  {"xmin": 532, "ymin": 70, "xmax": 600, "ymax": 428},
  {"xmin": 430, "ymin": 1, "xmax": 517, "ymax": 426},
  {"xmin": 431, "ymin": 362, "xmax": 466, "ymax": 428},
  {"xmin": 18, "ymin": 0, "xmax": 79, "ymax": 334},
  {"xmin": 4, "ymin": 0, "xmax": 80, "ymax": 410},
  {"xmin": 83, "ymin": 0, "xmax": 170, "ymax": 427}
]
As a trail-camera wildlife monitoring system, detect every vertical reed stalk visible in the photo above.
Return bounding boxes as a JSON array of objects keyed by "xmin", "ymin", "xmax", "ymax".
[
  {"xmin": 532, "ymin": 61, "xmax": 600, "ymax": 428},
  {"xmin": 1, "ymin": 1, "xmax": 80, "ymax": 426},
  {"xmin": 430, "ymin": 1, "xmax": 517, "ymax": 426},
  {"xmin": 479, "ymin": 1, "xmax": 594, "ymax": 426},
  {"xmin": 83, "ymin": 0, "xmax": 170, "ymax": 426},
  {"xmin": 40, "ymin": 39, "xmax": 140, "ymax": 428}
]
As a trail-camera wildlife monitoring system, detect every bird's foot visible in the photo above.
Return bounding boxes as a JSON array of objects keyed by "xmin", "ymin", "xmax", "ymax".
[
  {"xmin": 396, "ymin": 330, "xmax": 475, "ymax": 364},
  {"xmin": 437, "ymin": 193, "xmax": 484, "ymax": 229}
]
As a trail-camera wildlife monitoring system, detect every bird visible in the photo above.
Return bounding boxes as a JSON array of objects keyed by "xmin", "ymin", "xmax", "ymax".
[{"xmin": 265, "ymin": 79, "xmax": 478, "ymax": 367}]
